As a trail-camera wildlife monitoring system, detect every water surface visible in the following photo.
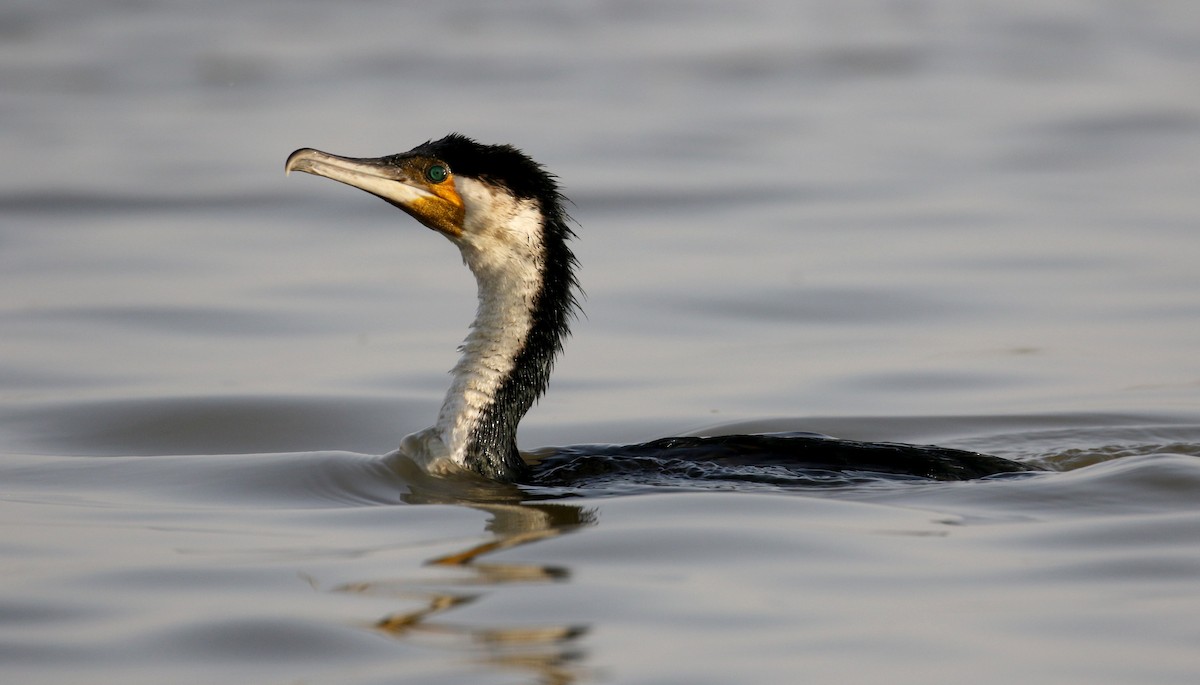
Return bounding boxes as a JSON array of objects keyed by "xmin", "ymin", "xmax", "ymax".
[{"xmin": 3, "ymin": 2, "xmax": 1200, "ymax": 683}]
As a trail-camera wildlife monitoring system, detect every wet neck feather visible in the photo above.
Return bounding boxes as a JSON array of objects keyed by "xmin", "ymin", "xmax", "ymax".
[{"xmin": 438, "ymin": 182, "xmax": 555, "ymax": 479}]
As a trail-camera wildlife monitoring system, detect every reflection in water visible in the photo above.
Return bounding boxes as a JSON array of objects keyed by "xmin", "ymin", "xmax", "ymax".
[{"xmin": 338, "ymin": 461, "xmax": 596, "ymax": 684}]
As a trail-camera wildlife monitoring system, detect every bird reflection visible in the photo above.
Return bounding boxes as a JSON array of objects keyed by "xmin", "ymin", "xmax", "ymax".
[{"xmin": 334, "ymin": 466, "xmax": 596, "ymax": 685}]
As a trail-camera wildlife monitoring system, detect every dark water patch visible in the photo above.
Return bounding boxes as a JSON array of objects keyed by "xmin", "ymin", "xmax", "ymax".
[
  {"xmin": 0, "ymin": 597, "xmax": 106, "ymax": 625},
  {"xmin": 571, "ymin": 177, "xmax": 896, "ymax": 218},
  {"xmin": 1026, "ymin": 108, "xmax": 1200, "ymax": 140},
  {"xmin": 145, "ymin": 618, "xmax": 396, "ymax": 663},
  {"xmin": 82, "ymin": 565, "xmax": 297, "ymax": 594},
  {"xmin": 674, "ymin": 285, "xmax": 970, "ymax": 325},
  {"xmin": 0, "ymin": 363, "xmax": 128, "ymax": 391},
  {"xmin": 0, "ymin": 190, "xmax": 291, "ymax": 215},
  {"xmin": 0, "ymin": 449, "xmax": 408, "ymax": 509},
  {"xmin": 694, "ymin": 43, "xmax": 929, "ymax": 83},
  {"xmin": 257, "ymin": 279, "xmax": 411, "ymax": 303},
  {"xmin": 571, "ymin": 184, "xmax": 793, "ymax": 214},
  {"xmin": 950, "ymin": 251, "xmax": 1120, "ymax": 272},
  {"xmin": 7, "ymin": 304, "xmax": 332, "ymax": 337},
  {"xmin": 1000, "ymin": 108, "xmax": 1200, "ymax": 171},
  {"xmin": 837, "ymin": 368, "xmax": 1034, "ymax": 394},
  {"xmin": 0, "ymin": 395, "xmax": 427, "ymax": 456}
]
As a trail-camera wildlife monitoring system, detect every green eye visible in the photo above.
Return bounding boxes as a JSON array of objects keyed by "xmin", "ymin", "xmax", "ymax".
[{"xmin": 425, "ymin": 164, "xmax": 449, "ymax": 183}]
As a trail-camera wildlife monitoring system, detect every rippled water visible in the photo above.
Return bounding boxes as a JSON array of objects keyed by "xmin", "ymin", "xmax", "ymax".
[{"xmin": 3, "ymin": 1, "xmax": 1200, "ymax": 683}]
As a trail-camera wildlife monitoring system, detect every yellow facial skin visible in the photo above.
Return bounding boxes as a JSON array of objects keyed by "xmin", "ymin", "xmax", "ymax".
[{"xmin": 285, "ymin": 149, "xmax": 466, "ymax": 238}]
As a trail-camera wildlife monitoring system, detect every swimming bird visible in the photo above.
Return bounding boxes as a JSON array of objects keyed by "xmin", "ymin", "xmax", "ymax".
[{"xmin": 285, "ymin": 134, "xmax": 1036, "ymax": 485}]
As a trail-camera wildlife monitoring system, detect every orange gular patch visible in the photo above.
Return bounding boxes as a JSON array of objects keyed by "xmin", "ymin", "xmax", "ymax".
[
  {"xmin": 413, "ymin": 173, "xmax": 466, "ymax": 238},
  {"xmin": 387, "ymin": 156, "xmax": 465, "ymax": 238},
  {"xmin": 402, "ymin": 192, "xmax": 464, "ymax": 238}
]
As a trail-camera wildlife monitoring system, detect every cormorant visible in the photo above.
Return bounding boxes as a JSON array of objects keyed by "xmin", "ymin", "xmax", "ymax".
[{"xmin": 285, "ymin": 134, "xmax": 1037, "ymax": 485}]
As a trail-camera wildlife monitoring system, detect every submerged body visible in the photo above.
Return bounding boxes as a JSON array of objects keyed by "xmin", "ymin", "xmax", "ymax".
[{"xmin": 286, "ymin": 135, "xmax": 1037, "ymax": 484}]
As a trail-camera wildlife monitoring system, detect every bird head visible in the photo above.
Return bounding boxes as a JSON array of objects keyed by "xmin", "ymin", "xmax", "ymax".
[
  {"xmin": 285, "ymin": 133, "xmax": 567, "ymax": 245},
  {"xmin": 286, "ymin": 140, "xmax": 464, "ymax": 238}
]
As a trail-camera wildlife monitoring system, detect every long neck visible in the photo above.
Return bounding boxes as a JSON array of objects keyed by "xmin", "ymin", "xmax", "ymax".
[{"xmin": 432, "ymin": 194, "xmax": 577, "ymax": 481}]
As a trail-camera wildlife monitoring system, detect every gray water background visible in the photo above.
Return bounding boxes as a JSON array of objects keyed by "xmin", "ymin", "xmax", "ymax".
[{"xmin": 3, "ymin": 1, "xmax": 1200, "ymax": 684}]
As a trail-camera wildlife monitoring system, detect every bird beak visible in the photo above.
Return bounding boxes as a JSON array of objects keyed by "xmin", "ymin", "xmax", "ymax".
[{"xmin": 285, "ymin": 148, "xmax": 465, "ymax": 237}]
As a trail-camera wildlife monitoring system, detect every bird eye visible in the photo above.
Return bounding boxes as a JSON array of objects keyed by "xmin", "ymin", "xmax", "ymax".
[{"xmin": 425, "ymin": 164, "xmax": 449, "ymax": 183}]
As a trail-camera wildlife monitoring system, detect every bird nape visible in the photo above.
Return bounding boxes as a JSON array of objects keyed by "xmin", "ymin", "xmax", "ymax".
[{"xmin": 285, "ymin": 134, "xmax": 1039, "ymax": 486}]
